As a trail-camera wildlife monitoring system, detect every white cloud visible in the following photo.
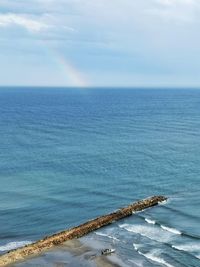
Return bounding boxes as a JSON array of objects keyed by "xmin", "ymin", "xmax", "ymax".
[
  {"xmin": 149, "ymin": 0, "xmax": 200, "ymax": 22},
  {"xmin": 155, "ymin": 0, "xmax": 197, "ymax": 6},
  {"xmin": 1, "ymin": 0, "xmax": 200, "ymax": 86},
  {"xmin": 0, "ymin": 13, "xmax": 50, "ymax": 32},
  {"xmin": 1, "ymin": 0, "xmax": 200, "ymax": 37}
]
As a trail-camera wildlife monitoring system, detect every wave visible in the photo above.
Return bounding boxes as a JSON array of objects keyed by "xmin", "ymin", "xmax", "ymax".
[
  {"xmin": 95, "ymin": 232, "xmax": 120, "ymax": 241},
  {"xmin": 133, "ymin": 246, "xmax": 175, "ymax": 267},
  {"xmin": 143, "ymin": 217, "xmax": 182, "ymax": 235},
  {"xmin": 172, "ymin": 243, "xmax": 200, "ymax": 259},
  {"xmin": 144, "ymin": 216, "xmax": 200, "ymax": 241},
  {"xmin": 121, "ymin": 219, "xmax": 200, "ymax": 253},
  {"xmin": 160, "ymin": 225, "xmax": 182, "ymax": 235},
  {"xmin": 119, "ymin": 223, "xmax": 173, "ymax": 243},
  {"xmin": 144, "ymin": 218, "xmax": 156, "ymax": 225},
  {"xmin": 0, "ymin": 241, "xmax": 32, "ymax": 252},
  {"xmin": 138, "ymin": 252, "xmax": 175, "ymax": 267},
  {"xmin": 131, "ymin": 221, "xmax": 200, "ymax": 262}
]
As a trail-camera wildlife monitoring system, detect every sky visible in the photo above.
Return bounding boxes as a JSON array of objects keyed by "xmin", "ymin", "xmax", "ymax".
[{"xmin": 0, "ymin": 0, "xmax": 200, "ymax": 87}]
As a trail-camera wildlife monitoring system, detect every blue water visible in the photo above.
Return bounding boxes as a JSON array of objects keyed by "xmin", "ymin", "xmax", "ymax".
[{"xmin": 0, "ymin": 88, "xmax": 200, "ymax": 266}]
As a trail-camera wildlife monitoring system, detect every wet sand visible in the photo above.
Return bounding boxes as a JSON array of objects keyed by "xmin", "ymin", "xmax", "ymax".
[{"xmin": 11, "ymin": 239, "xmax": 124, "ymax": 267}]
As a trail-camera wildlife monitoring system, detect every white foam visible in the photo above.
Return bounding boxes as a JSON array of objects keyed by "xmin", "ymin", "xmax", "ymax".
[
  {"xmin": 95, "ymin": 232, "xmax": 108, "ymax": 237},
  {"xmin": 133, "ymin": 243, "xmax": 140, "ymax": 251},
  {"xmin": 137, "ymin": 250, "xmax": 174, "ymax": 267},
  {"xmin": 95, "ymin": 232, "xmax": 120, "ymax": 241},
  {"xmin": 0, "ymin": 241, "xmax": 32, "ymax": 252},
  {"xmin": 145, "ymin": 218, "xmax": 156, "ymax": 225},
  {"xmin": 172, "ymin": 243, "xmax": 200, "ymax": 252},
  {"xmin": 119, "ymin": 223, "xmax": 173, "ymax": 243},
  {"xmin": 159, "ymin": 199, "xmax": 169, "ymax": 205},
  {"xmin": 172, "ymin": 243, "xmax": 200, "ymax": 260},
  {"xmin": 161, "ymin": 225, "xmax": 182, "ymax": 235}
]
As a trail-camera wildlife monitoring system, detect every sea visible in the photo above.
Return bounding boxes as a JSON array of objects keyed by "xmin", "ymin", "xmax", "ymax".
[{"xmin": 0, "ymin": 87, "xmax": 200, "ymax": 267}]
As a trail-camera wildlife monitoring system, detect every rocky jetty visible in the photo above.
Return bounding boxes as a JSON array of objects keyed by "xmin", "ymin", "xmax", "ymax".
[{"xmin": 0, "ymin": 195, "xmax": 167, "ymax": 266}]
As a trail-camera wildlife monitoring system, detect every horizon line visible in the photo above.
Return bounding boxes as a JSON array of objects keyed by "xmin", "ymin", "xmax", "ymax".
[{"xmin": 0, "ymin": 85, "xmax": 200, "ymax": 90}]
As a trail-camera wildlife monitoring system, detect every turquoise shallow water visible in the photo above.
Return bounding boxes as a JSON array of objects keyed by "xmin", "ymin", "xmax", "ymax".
[{"xmin": 0, "ymin": 88, "xmax": 200, "ymax": 266}]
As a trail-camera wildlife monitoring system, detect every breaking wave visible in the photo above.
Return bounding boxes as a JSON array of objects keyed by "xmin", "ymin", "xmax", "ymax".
[
  {"xmin": 143, "ymin": 217, "xmax": 182, "ymax": 235},
  {"xmin": 172, "ymin": 243, "xmax": 200, "ymax": 259},
  {"xmin": 133, "ymin": 245, "xmax": 175, "ymax": 267},
  {"xmin": 120, "ymin": 223, "xmax": 176, "ymax": 243},
  {"xmin": 160, "ymin": 225, "xmax": 182, "ymax": 235},
  {"xmin": 144, "ymin": 218, "xmax": 156, "ymax": 224},
  {"xmin": 143, "ymin": 216, "xmax": 200, "ymax": 241}
]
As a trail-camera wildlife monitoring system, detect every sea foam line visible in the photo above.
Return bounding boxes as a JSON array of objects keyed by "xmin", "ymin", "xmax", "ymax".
[
  {"xmin": 133, "ymin": 245, "xmax": 174, "ymax": 267},
  {"xmin": 138, "ymin": 251, "xmax": 175, "ymax": 267},
  {"xmin": 119, "ymin": 223, "xmax": 175, "ymax": 243},
  {"xmin": 0, "ymin": 241, "xmax": 32, "ymax": 252},
  {"xmin": 172, "ymin": 243, "xmax": 200, "ymax": 259},
  {"xmin": 95, "ymin": 232, "xmax": 120, "ymax": 241},
  {"xmin": 144, "ymin": 217, "xmax": 182, "ymax": 235},
  {"xmin": 160, "ymin": 225, "xmax": 182, "ymax": 235},
  {"xmin": 145, "ymin": 218, "xmax": 156, "ymax": 225}
]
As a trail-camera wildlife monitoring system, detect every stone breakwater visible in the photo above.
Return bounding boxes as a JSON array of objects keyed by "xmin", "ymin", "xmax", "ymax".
[{"xmin": 0, "ymin": 195, "xmax": 167, "ymax": 266}]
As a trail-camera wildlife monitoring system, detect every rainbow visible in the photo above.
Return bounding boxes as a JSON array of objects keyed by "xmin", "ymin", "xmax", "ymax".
[
  {"xmin": 42, "ymin": 42, "xmax": 89, "ymax": 87},
  {"xmin": 55, "ymin": 53, "xmax": 89, "ymax": 88}
]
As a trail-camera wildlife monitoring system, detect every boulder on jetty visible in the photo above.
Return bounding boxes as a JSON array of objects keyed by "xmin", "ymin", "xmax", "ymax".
[{"xmin": 0, "ymin": 195, "xmax": 167, "ymax": 266}]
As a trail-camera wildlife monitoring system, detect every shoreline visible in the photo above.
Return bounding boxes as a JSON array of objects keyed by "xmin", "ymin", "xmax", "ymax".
[
  {"xmin": 12, "ymin": 238, "xmax": 124, "ymax": 267},
  {"xmin": 0, "ymin": 196, "xmax": 167, "ymax": 266}
]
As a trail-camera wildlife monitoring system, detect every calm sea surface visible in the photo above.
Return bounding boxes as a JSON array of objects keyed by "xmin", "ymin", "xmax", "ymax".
[{"xmin": 0, "ymin": 88, "xmax": 200, "ymax": 266}]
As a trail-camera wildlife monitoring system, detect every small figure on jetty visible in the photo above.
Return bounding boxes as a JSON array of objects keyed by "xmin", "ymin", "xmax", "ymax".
[{"xmin": 101, "ymin": 248, "xmax": 115, "ymax": 255}]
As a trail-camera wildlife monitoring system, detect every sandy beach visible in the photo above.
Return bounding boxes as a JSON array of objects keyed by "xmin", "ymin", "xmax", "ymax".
[{"xmin": 11, "ymin": 238, "xmax": 125, "ymax": 267}]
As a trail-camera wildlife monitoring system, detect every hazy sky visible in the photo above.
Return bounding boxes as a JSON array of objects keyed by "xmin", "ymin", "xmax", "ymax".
[{"xmin": 0, "ymin": 0, "xmax": 200, "ymax": 87}]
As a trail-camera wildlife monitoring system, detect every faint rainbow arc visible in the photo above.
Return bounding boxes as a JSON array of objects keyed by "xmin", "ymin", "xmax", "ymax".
[
  {"xmin": 55, "ymin": 53, "xmax": 89, "ymax": 88},
  {"xmin": 43, "ymin": 42, "xmax": 89, "ymax": 88}
]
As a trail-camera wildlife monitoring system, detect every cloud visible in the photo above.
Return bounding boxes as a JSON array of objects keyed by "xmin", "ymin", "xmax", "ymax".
[
  {"xmin": 0, "ymin": 13, "xmax": 50, "ymax": 32},
  {"xmin": 147, "ymin": 0, "xmax": 200, "ymax": 22},
  {"xmin": 1, "ymin": 0, "xmax": 200, "ymax": 86},
  {"xmin": 0, "ymin": 0, "xmax": 199, "ymax": 39},
  {"xmin": 155, "ymin": 0, "xmax": 197, "ymax": 6}
]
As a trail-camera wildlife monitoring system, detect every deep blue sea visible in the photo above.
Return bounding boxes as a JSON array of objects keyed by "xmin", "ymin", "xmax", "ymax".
[{"xmin": 0, "ymin": 88, "xmax": 200, "ymax": 266}]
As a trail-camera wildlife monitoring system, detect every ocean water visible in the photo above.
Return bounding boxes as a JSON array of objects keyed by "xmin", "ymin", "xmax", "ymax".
[{"xmin": 0, "ymin": 88, "xmax": 200, "ymax": 266}]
